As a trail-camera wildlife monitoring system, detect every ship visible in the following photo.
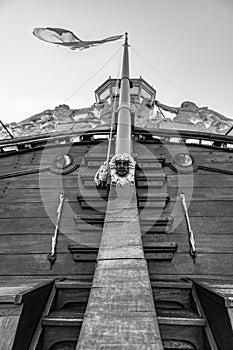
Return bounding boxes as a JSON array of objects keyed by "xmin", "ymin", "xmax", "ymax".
[{"xmin": 0, "ymin": 32, "xmax": 233, "ymax": 350}]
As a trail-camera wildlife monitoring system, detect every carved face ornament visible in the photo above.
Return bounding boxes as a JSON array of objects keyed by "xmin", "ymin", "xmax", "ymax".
[
  {"xmin": 110, "ymin": 153, "xmax": 136, "ymax": 186},
  {"xmin": 115, "ymin": 159, "xmax": 129, "ymax": 177}
]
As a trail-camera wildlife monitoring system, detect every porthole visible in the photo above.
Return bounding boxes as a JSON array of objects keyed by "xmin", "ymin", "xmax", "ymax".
[
  {"xmin": 174, "ymin": 153, "xmax": 193, "ymax": 167},
  {"xmin": 50, "ymin": 154, "xmax": 78, "ymax": 174},
  {"xmin": 53, "ymin": 154, "xmax": 73, "ymax": 169},
  {"xmin": 170, "ymin": 153, "xmax": 197, "ymax": 173}
]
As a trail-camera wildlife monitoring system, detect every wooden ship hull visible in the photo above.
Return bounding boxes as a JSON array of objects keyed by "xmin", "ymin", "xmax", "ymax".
[{"xmin": 1, "ymin": 34, "xmax": 233, "ymax": 349}]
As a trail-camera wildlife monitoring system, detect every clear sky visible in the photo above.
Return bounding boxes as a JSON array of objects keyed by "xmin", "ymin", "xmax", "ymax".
[{"xmin": 1, "ymin": 0, "xmax": 233, "ymax": 123}]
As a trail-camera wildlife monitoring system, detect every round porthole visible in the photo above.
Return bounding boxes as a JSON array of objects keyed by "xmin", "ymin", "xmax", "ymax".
[
  {"xmin": 50, "ymin": 154, "xmax": 78, "ymax": 174},
  {"xmin": 171, "ymin": 153, "xmax": 197, "ymax": 173},
  {"xmin": 174, "ymin": 153, "xmax": 193, "ymax": 167},
  {"xmin": 53, "ymin": 154, "xmax": 73, "ymax": 169}
]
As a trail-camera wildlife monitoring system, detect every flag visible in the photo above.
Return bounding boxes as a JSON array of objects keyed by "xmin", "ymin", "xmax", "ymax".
[{"xmin": 33, "ymin": 27, "xmax": 123, "ymax": 50}]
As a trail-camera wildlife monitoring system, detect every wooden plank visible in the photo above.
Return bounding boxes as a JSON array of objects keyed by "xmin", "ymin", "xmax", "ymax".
[
  {"xmin": 0, "ymin": 281, "xmax": 53, "ymax": 303},
  {"xmin": 0, "ymin": 285, "xmax": 36, "ymax": 303},
  {"xmin": 0, "ymin": 316, "xmax": 20, "ymax": 350},
  {"xmin": 166, "ymin": 200, "xmax": 233, "ymax": 217},
  {"xmin": 194, "ymin": 283, "xmax": 233, "ymax": 350},
  {"xmin": 0, "ymin": 200, "xmax": 83, "ymax": 218},
  {"xmin": 191, "ymin": 286, "xmax": 219, "ymax": 350},
  {"xmin": 77, "ymin": 185, "xmax": 163, "ymax": 349},
  {"xmin": 0, "ymin": 218, "xmax": 55, "ymax": 234},
  {"xmin": 168, "ymin": 186, "xmax": 233, "ymax": 200},
  {"xmin": 143, "ymin": 200, "xmax": 233, "ymax": 217},
  {"xmin": 134, "ymin": 143, "xmax": 233, "ymax": 156},
  {"xmin": 28, "ymin": 282, "xmax": 56, "ymax": 350},
  {"xmin": 168, "ymin": 174, "xmax": 233, "ymax": 187},
  {"xmin": 171, "ymin": 216, "xmax": 233, "ymax": 235},
  {"xmin": 0, "ymin": 144, "xmax": 90, "ymax": 164},
  {"xmin": 1, "ymin": 176, "xmax": 81, "ymax": 189},
  {"xmin": 148, "ymin": 253, "xmax": 233, "ymax": 276},
  {"xmin": 0, "ymin": 188, "xmax": 80, "ymax": 202},
  {"xmin": 0, "ymin": 234, "xmax": 85, "ymax": 254},
  {"xmin": 165, "ymin": 164, "xmax": 233, "ymax": 175},
  {"xmin": 144, "ymin": 233, "xmax": 233, "ymax": 254},
  {"xmin": 0, "ymin": 218, "xmax": 96, "ymax": 235},
  {"xmin": 12, "ymin": 281, "xmax": 54, "ymax": 350},
  {"xmin": 0, "ymin": 254, "xmax": 95, "ymax": 275}
]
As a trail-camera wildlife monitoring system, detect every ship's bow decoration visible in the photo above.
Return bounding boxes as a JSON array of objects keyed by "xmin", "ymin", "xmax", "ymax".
[
  {"xmin": 3, "ymin": 97, "xmax": 232, "ymax": 140},
  {"xmin": 154, "ymin": 100, "xmax": 233, "ymax": 134},
  {"xmin": 94, "ymin": 161, "xmax": 109, "ymax": 189},
  {"xmin": 110, "ymin": 153, "xmax": 136, "ymax": 186}
]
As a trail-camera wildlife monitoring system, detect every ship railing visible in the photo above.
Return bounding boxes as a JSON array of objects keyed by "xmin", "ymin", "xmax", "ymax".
[{"xmin": 0, "ymin": 127, "xmax": 233, "ymax": 155}]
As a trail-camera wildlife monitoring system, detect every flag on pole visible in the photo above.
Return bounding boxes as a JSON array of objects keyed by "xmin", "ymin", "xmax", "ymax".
[{"xmin": 33, "ymin": 27, "xmax": 123, "ymax": 50}]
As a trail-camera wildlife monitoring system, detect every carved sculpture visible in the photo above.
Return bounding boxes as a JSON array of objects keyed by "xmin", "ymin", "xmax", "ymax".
[
  {"xmin": 155, "ymin": 100, "xmax": 233, "ymax": 133},
  {"xmin": 110, "ymin": 153, "xmax": 136, "ymax": 186},
  {"xmin": 94, "ymin": 161, "xmax": 109, "ymax": 189}
]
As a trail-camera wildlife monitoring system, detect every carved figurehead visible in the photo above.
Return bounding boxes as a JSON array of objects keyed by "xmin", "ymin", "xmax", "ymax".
[
  {"xmin": 110, "ymin": 153, "xmax": 136, "ymax": 186},
  {"xmin": 115, "ymin": 158, "xmax": 129, "ymax": 177}
]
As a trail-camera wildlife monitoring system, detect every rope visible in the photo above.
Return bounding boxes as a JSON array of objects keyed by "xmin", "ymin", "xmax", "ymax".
[
  {"xmin": 63, "ymin": 47, "xmax": 121, "ymax": 103},
  {"xmin": 106, "ymin": 59, "xmax": 121, "ymax": 162},
  {"xmin": 94, "ymin": 48, "xmax": 121, "ymax": 188},
  {"xmin": 156, "ymin": 105, "xmax": 166, "ymax": 119},
  {"xmin": 47, "ymin": 192, "xmax": 65, "ymax": 269},
  {"xmin": 131, "ymin": 46, "xmax": 195, "ymax": 102},
  {"xmin": 179, "ymin": 192, "xmax": 197, "ymax": 260}
]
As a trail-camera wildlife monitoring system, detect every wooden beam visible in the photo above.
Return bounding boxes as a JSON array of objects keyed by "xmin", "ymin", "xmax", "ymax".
[{"xmin": 76, "ymin": 185, "xmax": 163, "ymax": 349}]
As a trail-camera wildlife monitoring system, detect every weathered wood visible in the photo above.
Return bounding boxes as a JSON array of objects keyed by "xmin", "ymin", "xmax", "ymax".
[
  {"xmin": 77, "ymin": 185, "xmax": 163, "ymax": 349},
  {"xmin": 171, "ymin": 216, "xmax": 233, "ymax": 235},
  {"xmin": 12, "ymin": 281, "xmax": 54, "ymax": 350},
  {"xmin": 6, "ymin": 186, "xmax": 233, "ymax": 205},
  {"xmin": 167, "ymin": 173, "xmax": 233, "ymax": 187},
  {"xmin": 28, "ymin": 282, "xmax": 57, "ymax": 350},
  {"xmin": 0, "ymin": 316, "xmax": 20, "ymax": 350},
  {"xmin": 0, "ymin": 217, "xmax": 80, "ymax": 234},
  {"xmin": 0, "ymin": 188, "xmax": 83, "ymax": 202},
  {"xmin": 0, "ymin": 201, "xmax": 83, "ymax": 218},
  {"xmin": 159, "ymin": 323, "xmax": 205, "ymax": 350},
  {"xmin": 144, "ymin": 233, "xmax": 233, "ymax": 253},
  {"xmin": 0, "ymin": 230, "xmax": 230, "ymax": 260},
  {"xmin": 42, "ymin": 310, "xmax": 82, "ymax": 350},
  {"xmin": 165, "ymin": 163, "xmax": 233, "ymax": 175},
  {"xmin": 167, "ymin": 186, "xmax": 233, "ymax": 200},
  {"xmin": 165, "ymin": 200, "xmax": 233, "ymax": 217},
  {"xmin": 191, "ymin": 286, "xmax": 219, "ymax": 350},
  {"xmin": 55, "ymin": 280, "xmax": 91, "ymax": 310},
  {"xmin": 194, "ymin": 281, "xmax": 233, "ymax": 350},
  {"xmin": 0, "ymin": 254, "xmax": 95, "ymax": 275},
  {"xmin": 148, "ymin": 253, "xmax": 233, "ymax": 276}
]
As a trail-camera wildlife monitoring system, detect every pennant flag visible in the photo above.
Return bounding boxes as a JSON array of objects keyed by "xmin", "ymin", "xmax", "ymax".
[{"xmin": 33, "ymin": 27, "xmax": 123, "ymax": 50}]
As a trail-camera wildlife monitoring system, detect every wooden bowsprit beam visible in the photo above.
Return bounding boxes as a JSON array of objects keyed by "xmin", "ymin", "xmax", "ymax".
[
  {"xmin": 76, "ymin": 186, "xmax": 163, "ymax": 349},
  {"xmin": 76, "ymin": 33, "xmax": 163, "ymax": 349}
]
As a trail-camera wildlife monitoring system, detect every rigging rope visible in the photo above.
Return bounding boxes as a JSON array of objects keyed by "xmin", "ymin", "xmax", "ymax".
[
  {"xmin": 63, "ymin": 47, "xmax": 121, "ymax": 103},
  {"xmin": 131, "ymin": 46, "xmax": 195, "ymax": 102},
  {"xmin": 94, "ymin": 48, "xmax": 122, "ymax": 188},
  {"xmin": 106, "ymin": 56, "xmax": 121, "ymax": 162}
]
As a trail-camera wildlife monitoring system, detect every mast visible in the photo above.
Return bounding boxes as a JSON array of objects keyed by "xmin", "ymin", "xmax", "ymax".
[
  {"xmin": 76, "ymin": 33, "xmax": 163, "ymax": 349},
  {"xmin": 115, "ymin": 32, "xmax": 131, "ymax": 155}
]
